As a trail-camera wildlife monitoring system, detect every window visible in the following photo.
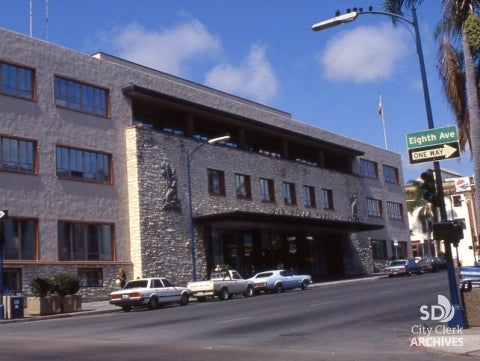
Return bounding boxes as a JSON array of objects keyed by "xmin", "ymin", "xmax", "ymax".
[
  {"xmin": 303, "ymin": 185, "xmax": 316, "ymax": 207},
  {"xmin": 321, "ymin": 189, "xmax": 334, "ymax": 210},
  {"xmin": 387, "ymin": 201, "xmax": 404, "ymax": 220},
  {"xmin": 383, "ymin": 165, "xmax": 399, "ymax": 184},
  {"xmin": 367, "ymin": 198, "xmax": 382, "ymax": 217},
  {"xmin": 282, "ymin": 182, "xmax": 296, "ymax": 205},
  {"xmin": 260, "ymin": 178, "xmax": 275, "ymax": 202},
  {"xmin": 1, "ymin": 135, "xmax": 36, "ymax": 173},
  {"xmin": 360, "ymin": 159, "xmax": 378, "ymax": 179},
  {"xmin": 56, "ymin": 146, "xmax": 112, "ymax": 183},
  {"xmin": 0, "ymin": 61, "xmax": 34, "ymax": 99},
  {"xmin": 58, "ymin": 221, "xmax": 114, "ymax": 261},
  {"xmin": 207, "ymin": 169, "xmax": 225, "ymax": 196},
  {"xmin": 78, "ymin": 268, "xmax": 103, "ymax": 287},
  {"xmin": 235, "ymin": 173, "xmax": 251, "ymax": 199},
  {"xmin": 54, "ymin": 76, "xmax": 108, "ymax": 116},
  {"xmin": 3, "ymin": 268, "xmax": 22, "ymax": 292},
  {"xmin": 3, "ymin": 218, "xmax": 37, "ymax": 260}
]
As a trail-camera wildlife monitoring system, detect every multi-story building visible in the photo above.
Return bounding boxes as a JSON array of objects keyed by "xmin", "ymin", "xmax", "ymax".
[{"xmin": 0, "ymin": 27, "xmax": 410, "ymax": 300}]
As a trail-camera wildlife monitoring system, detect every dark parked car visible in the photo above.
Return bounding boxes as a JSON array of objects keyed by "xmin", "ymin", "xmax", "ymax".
[{"xmin": 417, "ymin": 257, "xmax": 447, "ymax": 272}]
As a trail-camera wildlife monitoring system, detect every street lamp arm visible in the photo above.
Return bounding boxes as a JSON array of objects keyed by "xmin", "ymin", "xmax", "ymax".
[{"xmin": 187, "ymin": 135, "xmax": 231, "ymax": 161}]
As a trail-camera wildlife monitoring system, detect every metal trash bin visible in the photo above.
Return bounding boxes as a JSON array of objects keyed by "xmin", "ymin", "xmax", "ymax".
[
  {"xmin": 3, "ymin": 291, "xmax": 24, "ymax": 319},
  {"xmin": 460, "ymin": 281, "xmax": 480, "ymax": 327}
]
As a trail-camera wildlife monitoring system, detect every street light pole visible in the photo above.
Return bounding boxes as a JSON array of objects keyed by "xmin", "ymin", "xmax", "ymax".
[
  {"xmin": 186, "ymin": 135, "xmax": 230, "ymax": 282},
  {"xmin": 0, "ymin": 210, "xmax": 8, "ymax": 320},
  {"xmin": 312, "ymin": 8, "xmax": 466, "ymax": 329}
]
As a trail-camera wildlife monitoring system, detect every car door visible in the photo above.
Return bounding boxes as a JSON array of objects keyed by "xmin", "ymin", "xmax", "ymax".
[
  {"xmin": 151, "ymin": 278, "xmax": 167, "ymax": 303},
  {"xmin": 230, "ymin": 271, "xmax": 245, "ymax": 293}
]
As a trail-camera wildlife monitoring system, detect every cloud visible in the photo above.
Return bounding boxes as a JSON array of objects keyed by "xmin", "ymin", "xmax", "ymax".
[
  {"xmin": 204, "ymin": 43, "xmax": 279, "ymax": 104},
  {"xmin": 318, "ymin": 23, "xmax": 409, "ymax": 83},
  {"xmin": 107, "ymin": 18, "xmax": 221, "ymax": 76}
]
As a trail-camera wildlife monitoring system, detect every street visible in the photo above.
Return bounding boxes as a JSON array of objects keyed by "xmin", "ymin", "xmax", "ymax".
[{"xmin": 0, "ymin": 272, "xmax": 470, "ymax": 360}]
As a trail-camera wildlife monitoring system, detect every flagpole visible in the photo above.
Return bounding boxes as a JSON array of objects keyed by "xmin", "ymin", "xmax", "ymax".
[{"xmin": 378, "ymin": 94, "xmax": 388, "ymax": 150}]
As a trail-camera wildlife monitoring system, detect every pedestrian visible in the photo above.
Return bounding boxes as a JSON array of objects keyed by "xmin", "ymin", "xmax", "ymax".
[{"xmin": 116, "ymin": 268, "xmax": 127, "ymax": 288}]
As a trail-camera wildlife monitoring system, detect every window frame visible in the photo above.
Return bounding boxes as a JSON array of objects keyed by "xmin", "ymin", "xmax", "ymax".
[
  {"xmin": 303, "ymin": 185, "xmax": 316, "ymax": 208},
  {"xmin": 260, "ymin": 178, "xmax": 275, "ymax": 202},
  {"xmin": 0, "ymin": 134, "xmax": 37, "ymax": 174},
  {"xmin": 235, "ymin": 173, "xmax": 252, "ymax": 199},
  {"xmin": 207, "ymin": 168, "xmax": 226, "ymax": 196},
  {"xmin": 54, "ymin": 75, "xmax": 109, "ymax": 117},
  {"xmin": 360, "ymin": 159, "xmax": 378, "ymax": 179},
  {"xmin": 0, "ymin": 61, "xmax": 35, "ymax": 100},
  {"xmin": 387, "ymin": 201, "xmax": 404, "ymax": 220},
  {"xmin": 367, "ymin": 198, "xmax": 383, "ymax": 218},
  {"xmin": 282, "ymin": 182, "xmax": 296, "ymax": 205},
  {"xmin": 321, "ymin": 188, "xmax": 334, "ymax": 210},
  {"xmin": 383, "ymin": 165, "xmax": 399, "ymax": 184},
  {"xmin": 2, "ymin": 217, "xmax": 38, "ymax": 260},
  {"xmin": 78, "ymin": 268, "xmax": 104, "ymax": 287}
]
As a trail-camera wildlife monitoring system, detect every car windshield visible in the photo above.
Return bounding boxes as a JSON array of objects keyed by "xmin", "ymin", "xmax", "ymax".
[
  {"xmin": 389, "ymin": 261, "xmax": 405, "ymax": 266},
  {"xmin": 124, "ymin": 280, "xmax": 148, "ymax": 289}
]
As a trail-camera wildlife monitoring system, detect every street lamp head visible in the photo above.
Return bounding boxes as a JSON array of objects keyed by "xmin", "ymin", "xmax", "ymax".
[
  {"xmin": 207, "ymin": 135, "xmax": 231, "ymax": 144},
  {"xmin": 312, "ymin": 11, "xmax": 358, "ymax": 31}
]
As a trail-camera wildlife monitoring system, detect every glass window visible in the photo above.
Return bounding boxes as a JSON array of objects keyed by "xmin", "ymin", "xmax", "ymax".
[
  {"xmin": 0, "ymin": 61, "xmax": 34, "ymax": 99},
  {"xmin": 383, "ymin": 165, "xmax": 399, "ymax": 184},
  {"xmin": 360, "ymin": 159, "xmax": 378, "ymax": 179},
  {"xmin": 321, "ymin": 189, "xmax": 334, "ymax": 210},
  {"xmin": 56, "ymin": 146, "xmax": 112, "ymax": 183},
  {"xmin": 0, "ymin": 136, "xmax": 36, "ymax": 173},
  {"xmin": 387, "ymin": 201, "xmax": 403, "ymax": 220},
  {"xmin": 58, "ymin": 221, "xmax": 114, "ymax": 261},
  {"xmin": 260, "ymin": 178, "xmax": 275, "ymax": 202},
  {"xmin": 207, "ymin": 169, "xmax": 225, "ymax": 196},
  {"xmin": 78, "ymin": 268, "xmax": 103, "ymax": 287},
  {"xmin": 367, "ymin": 198, "xmax": 382, "ymax": 217},
  {"xmin": 303, "ymin": 185, "xmax": 316, "ymax": 207},
  {"xmin": 235, "ymin": 173, "xmax": 251, "ymax": 199},
  {"xmin": 3, "ymin": 218, "xmax": 37, "ymax": 260},
  {"xmin": 54, "ymin": 76, "xmax": 108, "ymax": 117},
  {"xmin": 282, "ymin": 182, "xmax": 296, "ymax": 205}
]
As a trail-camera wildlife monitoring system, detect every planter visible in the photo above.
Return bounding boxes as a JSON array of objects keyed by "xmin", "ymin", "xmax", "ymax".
[
  {"xmin": 27, "ymin": 296, "xmax": 61, "ymax": 316},
  {"xmin": 62, "ymin": 295, "xmax": 82, "ymax": 313}
]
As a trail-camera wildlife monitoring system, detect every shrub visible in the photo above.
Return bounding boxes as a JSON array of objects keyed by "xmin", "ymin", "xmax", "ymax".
[
  {"xmin": 51, "ymin": 273, "xmax": 80, "ymax": 297},
  {"xmin": 29, "ymin": 277, "xmax": 53, "ymax": 297}
]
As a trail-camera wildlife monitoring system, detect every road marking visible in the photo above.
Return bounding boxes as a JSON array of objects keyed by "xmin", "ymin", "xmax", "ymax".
[
  {"xmin": 309, "ymin": 301, "xmax": 335, "ymax": 307},
  {"xmin": 216, "ymin": 317, "xmax": 251, "ymax": 325},
  {"xmin": 379, "ymin": 290, "xmax": 396, "ymax": 295}
]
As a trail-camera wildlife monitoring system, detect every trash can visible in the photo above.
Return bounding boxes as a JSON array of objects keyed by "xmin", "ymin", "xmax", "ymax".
[
  {"xmin": 3, "ymin": 291, "xmax": 24, "ymax": 319},
  {"xmin": 460, "ymin": 281, "xmax": 480, "ymax": 327}
]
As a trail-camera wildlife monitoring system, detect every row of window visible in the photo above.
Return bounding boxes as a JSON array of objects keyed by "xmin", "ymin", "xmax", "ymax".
[
  {"xmin": 2, "ymin": 218, "xmax": 114, "ymax": 261},
  {"xmin": 209, "ymin": 169, "xmax": 334, "ymax": 209},
  {"xmin": 367, "ymin": 198, "xmax": 404, "ymax": 220},
  {"xmin": 0, "ymin": 134, "xmax": 112, "ymax": 183},
  {"xmin": 1, "ymin": 60, "xmax": 109, "ymax": 117},
  {"xmin": 360, "ymin": 159, "xmax": 399, "ymax": 184}
]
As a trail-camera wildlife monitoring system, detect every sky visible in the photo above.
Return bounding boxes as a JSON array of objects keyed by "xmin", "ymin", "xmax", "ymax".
[{"xmin": 0, "ymin": 0, "xmax": 474, "ymax": 183}]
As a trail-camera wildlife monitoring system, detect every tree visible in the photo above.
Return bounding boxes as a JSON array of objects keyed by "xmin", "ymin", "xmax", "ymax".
[{"xmin": 382, "ymin": 0, "xmax": 480, "ymax": 236}]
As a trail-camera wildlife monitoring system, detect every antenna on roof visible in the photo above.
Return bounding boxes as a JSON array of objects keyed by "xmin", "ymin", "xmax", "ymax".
[
  {"xmin": 45, "ymin": 0, "xmax": 49, "ymax": 40},
  {"xmin": 29, "ymin": 0, "xmax": 33, "ymax": 37}
]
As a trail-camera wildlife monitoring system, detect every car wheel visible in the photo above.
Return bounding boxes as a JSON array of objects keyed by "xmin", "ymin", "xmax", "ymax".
[
  {"xmin": 148, "ymin": 297, "xmax": 159, "ymax": 310},
  {"xmin": 179, "ymin": 293, "xmax": 189, "ymax": 306},
  {"xmin": 122, "ymin": 305, "xmax": 132, "ymax": 312},
  {"xmin": 243, "ymin": 285, "xmax": 254, "ymax": 297},
  {"xmin": 219, "ymin": 288, "xmax": 229, "ymax": 301},
  {"xmin": 301, "ymin": 280, "xmax": 309, "ymax": 290},
  {"xmin": 274, "ymin": 283, "xmax": 283, "ymax": 293}
]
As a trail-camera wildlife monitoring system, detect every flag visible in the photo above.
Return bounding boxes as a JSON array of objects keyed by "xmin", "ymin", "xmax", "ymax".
[{"xmin": 377, "ymin": 94, "xmax": 383, "ymax": 118}]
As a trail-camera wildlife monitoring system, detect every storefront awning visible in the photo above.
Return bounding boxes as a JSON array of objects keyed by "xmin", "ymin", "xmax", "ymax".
[{"xmin": 194, "ymin": 210, "xmax": 383, "ymax": 233}]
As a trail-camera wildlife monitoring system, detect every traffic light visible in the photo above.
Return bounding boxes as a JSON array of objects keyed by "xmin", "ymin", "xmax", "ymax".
[{"xmin": 420, "ymin": 170, "xmax": 437, "ymax": 205}]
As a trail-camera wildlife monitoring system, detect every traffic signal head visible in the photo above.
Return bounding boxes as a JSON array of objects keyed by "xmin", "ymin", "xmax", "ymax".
[{"xmin": 420, "ymin": 170, "xmax": 437, "ymax": 204}]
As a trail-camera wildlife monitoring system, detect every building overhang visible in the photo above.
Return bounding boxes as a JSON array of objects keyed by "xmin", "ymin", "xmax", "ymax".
[{"xmin": 194, "ymin": 210, "xmax": 383, "ymax": 233}]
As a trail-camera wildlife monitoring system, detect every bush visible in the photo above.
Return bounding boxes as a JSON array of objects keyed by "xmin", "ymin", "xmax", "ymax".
[
  {"xmin": 51, "ymin": 273, "xmax": 80, "ymax": 297},
  {"xmin": 29, "ymin": 277, "xmax": 53, "ymax": 297}
]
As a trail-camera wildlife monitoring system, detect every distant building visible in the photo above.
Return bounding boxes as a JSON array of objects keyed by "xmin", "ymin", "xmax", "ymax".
[
  {"xmin": 0, "ymin": 27, "xmax": 410, "ymax": 300},
  {"xmin": 406, "ymin": 169, "xmax": 478, "ymax": 265}
]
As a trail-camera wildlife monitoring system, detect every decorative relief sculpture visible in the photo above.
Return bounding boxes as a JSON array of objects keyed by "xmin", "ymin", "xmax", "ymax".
[
  {"xmin": 160, "ymin": 160, "xmax": 181, "ymax": 211},
  {"xmin": 350, "ymin": 194, "xmax": 358, "ymax": 221}
]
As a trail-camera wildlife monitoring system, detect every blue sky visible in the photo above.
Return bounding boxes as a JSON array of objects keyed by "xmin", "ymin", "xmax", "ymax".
[{"xmin": 0, "ymin": 0, "xmax": 474, "ymax": 182}]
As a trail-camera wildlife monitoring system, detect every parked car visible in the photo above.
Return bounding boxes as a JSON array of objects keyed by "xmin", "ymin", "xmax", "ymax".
[
  {"xmin": 110, "ymin": 277, "xmax": 191, "ymax": 312},
  {"xmin": 459, "ymin": 264, "xmax": 480, "ymax": 286},
  {"xmin": 417, "ymin": 257, "xmax": 447, "ymax": 272},
  {"xmin": 248, "ymin": 269, "xmax": 312, "ymax": 293},
  {"xmin": 384, "ymin": 259, "xmax": 423, "ymax": 277}
]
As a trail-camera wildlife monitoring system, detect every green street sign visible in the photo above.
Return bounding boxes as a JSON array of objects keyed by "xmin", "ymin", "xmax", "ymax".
[{"xmin": 406, "ymin": 125, "xmax": 458, "ymax": 150}]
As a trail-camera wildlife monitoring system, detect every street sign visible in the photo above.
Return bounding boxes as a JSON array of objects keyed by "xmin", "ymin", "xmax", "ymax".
[
  {"xmin": 408, "ymin": 142, "xmax": 460, "ymax": 164},
  {"xmin": 406, "ymin": 125, "xmax": 458, "ymax": 150}
]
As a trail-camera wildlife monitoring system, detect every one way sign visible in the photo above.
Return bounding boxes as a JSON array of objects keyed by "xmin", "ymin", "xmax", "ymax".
[{"xmin": 408, "ymin": 142, "xmax": 460, "ymax": 164}]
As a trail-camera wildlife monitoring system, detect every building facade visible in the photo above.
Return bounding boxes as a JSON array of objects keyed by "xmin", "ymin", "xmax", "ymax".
[{"xmin": 0, "ymin": 28, "xmax": 410, "ymax": 300}]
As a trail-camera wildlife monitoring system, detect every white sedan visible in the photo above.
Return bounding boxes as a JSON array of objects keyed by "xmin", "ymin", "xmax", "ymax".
[
  {"xmin": 110, "ymin": 277, "xmax": 191, "ymax": 312},
  {"xmin": 248, "ymin": 270, "xmax": 312, "ymax": 294}
]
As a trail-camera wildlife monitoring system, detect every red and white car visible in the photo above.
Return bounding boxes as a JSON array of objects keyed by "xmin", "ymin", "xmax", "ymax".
[{"xmin": 110, "ymin": 277, "xmax": 191, "ymax": 312}]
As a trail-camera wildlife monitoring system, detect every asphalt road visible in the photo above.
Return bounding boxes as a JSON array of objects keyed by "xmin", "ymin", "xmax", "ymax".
[{"xmin": 0, "ymin": 272, "xmax": 469, "ymax": 360}]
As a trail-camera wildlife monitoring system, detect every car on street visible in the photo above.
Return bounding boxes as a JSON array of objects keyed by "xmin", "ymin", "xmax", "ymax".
[
  {"xmin": 459, "ymin": 264, "xmax": 480, "ymax": 287},
  {"xmin": 248, "ymin": 269, "xmax": 312, "ymax": 293},
  {"xmin": 417, "ymin": 257, "xmax": 447, "ymax": 272},
  {"xmin": 384, "ymin": 259, "xmax": 423, "ymax": 277},
  {"xmin": 109, "ymin": 277, "xmax": 191, "ymax": 312}
]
